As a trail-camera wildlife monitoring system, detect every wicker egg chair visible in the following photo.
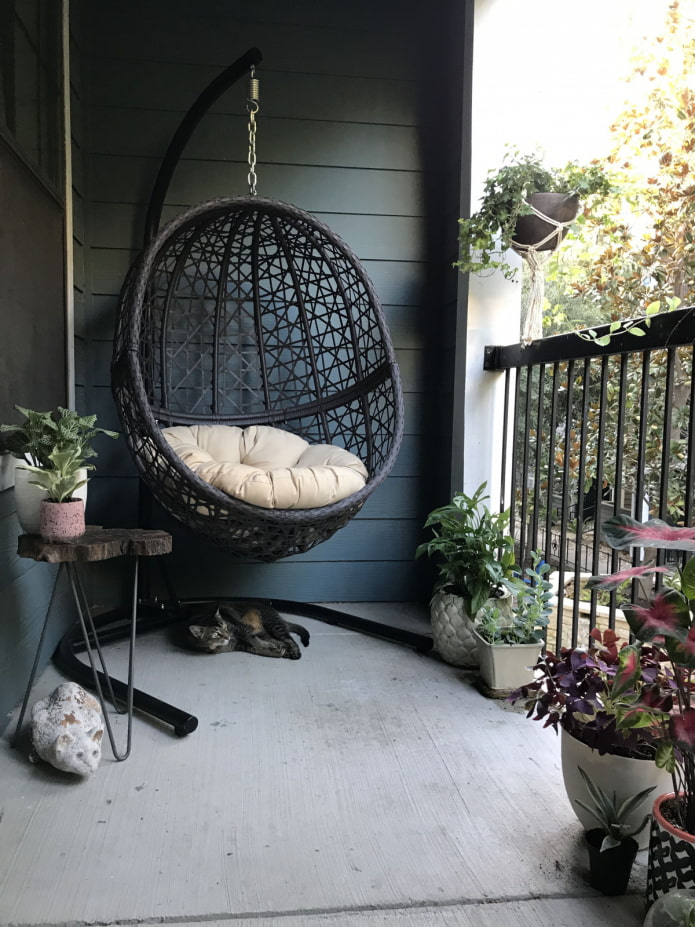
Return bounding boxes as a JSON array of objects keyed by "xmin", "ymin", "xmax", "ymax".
[
  {"xmin": 112, "ymin": 194, "xmax": 403, "ymax": 561},
  {"xmin": 111, "ymin": 52, "xmax": 403, "ymax": 562}
]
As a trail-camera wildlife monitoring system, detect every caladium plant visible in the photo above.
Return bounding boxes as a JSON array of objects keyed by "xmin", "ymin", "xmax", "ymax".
[{"xmin": 588, "ymin": 514, "xmax": 695, "ymax": 835}]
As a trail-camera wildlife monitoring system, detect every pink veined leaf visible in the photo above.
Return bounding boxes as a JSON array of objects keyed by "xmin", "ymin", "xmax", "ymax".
[
  {"xmin": 603, "ymin": 515, "xmax": 695, "ymax": 551},
  {"xmin": 632, "ymin": 594, "xmax": 681, "ymax": 633},
  {"xmin": 612, "ymin": 646, "xmax": 641, "ymax": 697},
  {"xmin": 587, "ymin": 564, "xmax": 671, "ymax": 592},
  {"xmin": 671, "ymin": 708, "xmax": 695, "ymax": 748}
]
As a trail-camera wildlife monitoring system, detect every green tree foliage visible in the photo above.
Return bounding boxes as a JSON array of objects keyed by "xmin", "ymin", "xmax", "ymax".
[
  {"xmin": 519, "ymin": 3, "xmax": 695, "ymax": 524},
  {"xmin": 544, "ymin": 1, "xmax": 695, "ymax": 328}
]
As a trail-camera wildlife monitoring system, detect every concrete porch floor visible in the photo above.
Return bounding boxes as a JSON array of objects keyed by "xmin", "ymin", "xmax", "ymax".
[{"xmin": 0, "ymin": 603, "xmax": 647, "ymax": 927}]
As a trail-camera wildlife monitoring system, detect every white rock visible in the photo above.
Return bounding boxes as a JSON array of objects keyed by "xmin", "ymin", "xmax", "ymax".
[{"xmin": 31, "ymin": 682, "xmax": 104, "ymax": 776}]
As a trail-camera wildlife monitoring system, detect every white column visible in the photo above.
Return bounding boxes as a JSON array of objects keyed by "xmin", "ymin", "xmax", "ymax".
[{"xmin": 451, "ymin": 0, "xmax": 522, "ymax": 512}]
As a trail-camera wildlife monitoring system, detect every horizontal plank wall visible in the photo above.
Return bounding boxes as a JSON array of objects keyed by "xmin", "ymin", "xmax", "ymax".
[
  {"xmin": 79, "ymin": 0, "xmax": 463, "ymax": 603},
  {"xmin": 0, "ymin": 7, "xmax": 81, "ymax": 733}
]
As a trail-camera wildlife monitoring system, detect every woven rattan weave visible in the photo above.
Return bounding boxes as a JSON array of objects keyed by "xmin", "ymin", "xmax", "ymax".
[{"xmin": 112, "ymin": 195, "xmax": 404, "ymax": 561}]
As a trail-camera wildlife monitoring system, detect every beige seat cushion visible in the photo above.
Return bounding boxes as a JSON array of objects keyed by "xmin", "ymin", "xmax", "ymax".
[{"xmin": 162, "ymin": 424, "xmax": 368, "ymax": 510}]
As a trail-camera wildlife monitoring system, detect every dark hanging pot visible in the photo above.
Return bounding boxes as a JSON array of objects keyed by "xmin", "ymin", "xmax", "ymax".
[
  {"xmin": 512, "ymin": 191, "xmax": 580, "ymax": 253},
  {"xmin": 586, "ymin": 829, "xmax": 638, "ymax": 896}
]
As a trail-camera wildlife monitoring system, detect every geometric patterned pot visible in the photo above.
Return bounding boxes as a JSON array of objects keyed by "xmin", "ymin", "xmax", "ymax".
[
  {"xmin": 429, "ymin": 591, "xmax": 478, "ymax": 667},
  {"xmin": 647, "ymin": 792, "xmax": 695, "ymax": 907}
]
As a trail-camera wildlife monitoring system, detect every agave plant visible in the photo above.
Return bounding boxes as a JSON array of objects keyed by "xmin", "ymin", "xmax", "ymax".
[{"xmin": 575, "ymin": 764, "xmax": 655, "ymax": 852}]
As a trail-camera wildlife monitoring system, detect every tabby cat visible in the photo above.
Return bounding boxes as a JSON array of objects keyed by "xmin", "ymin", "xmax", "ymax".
[{"xmin": 183, "ymin": 601, "xmax": 310, "ymax": 659}]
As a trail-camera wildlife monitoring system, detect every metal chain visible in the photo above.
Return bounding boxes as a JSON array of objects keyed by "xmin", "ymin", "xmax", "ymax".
[{"xmin": 247, "ymin": 66, "xmax": 260, "ymax": 195}]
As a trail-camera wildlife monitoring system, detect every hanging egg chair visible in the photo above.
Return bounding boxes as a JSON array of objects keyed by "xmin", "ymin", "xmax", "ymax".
[{"xmin": 111, "ymin": 50, "xmax": 404, "ymax": 561}]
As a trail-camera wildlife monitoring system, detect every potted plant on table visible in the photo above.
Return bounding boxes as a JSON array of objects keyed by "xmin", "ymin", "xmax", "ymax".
[
  {"xmin": 586, "ymin": 514, "xmax": 695, "ymax": 904},
  {"xmin": 575, "ymin": 765, "xmax": 655, "ymax": 896},
  {"xmin": 0, "ymin": 406, "xmax": 118, "ymax": 539},
  {"xmin": 473, "ymin": 549, "xmax": 552, "ymax": 695},
  {"xmin": 510, "ymin": 626, "xmax": 671, "ymax": 848},
  {"xmin": 415, "ymin": 482, "xmax": 516, "ymax": 667}
]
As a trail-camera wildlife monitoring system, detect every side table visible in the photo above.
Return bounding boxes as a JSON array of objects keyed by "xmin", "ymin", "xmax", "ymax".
[{"xmin": 12, "ymin": 526, "xmax": 172, "ymax": 761}]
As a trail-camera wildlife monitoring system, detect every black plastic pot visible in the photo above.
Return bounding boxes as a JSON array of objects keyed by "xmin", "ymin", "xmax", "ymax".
[{"xmin": 586, "ymin": 829, "xmax": 638, "ymax": 895}]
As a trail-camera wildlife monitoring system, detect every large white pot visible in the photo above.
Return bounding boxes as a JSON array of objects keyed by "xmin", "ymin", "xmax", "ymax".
[
  {"xmin": 14, "ymin": 463, "xmax": 88, "ymax": 535},
  {"xmin": 561, "ymin": 727, "xmax": 672, "ymax": 850},
  {"xmin": 429, "ymin": 590, "xmax": 478, "ymax": 667},
  {"xmin": 473, "ymin": 628, "xmax": 541, "ymax": 693}
]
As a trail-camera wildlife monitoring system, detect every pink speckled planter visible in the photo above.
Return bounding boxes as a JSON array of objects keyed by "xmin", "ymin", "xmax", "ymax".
[{"xmin": 39, "ymin": 500, "xmax": 85, "ymax": 543}]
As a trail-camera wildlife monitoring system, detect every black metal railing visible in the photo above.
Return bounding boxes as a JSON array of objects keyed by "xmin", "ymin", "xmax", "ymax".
[{"xmin": 485, "ymin": 305, "xmax": 695, "ymax": 650}]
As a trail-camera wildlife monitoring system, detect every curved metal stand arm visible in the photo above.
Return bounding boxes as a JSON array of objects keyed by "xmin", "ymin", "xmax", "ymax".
[{"xmin": 144, "ymin": 46, "xmax": 263, "ymax": 247}]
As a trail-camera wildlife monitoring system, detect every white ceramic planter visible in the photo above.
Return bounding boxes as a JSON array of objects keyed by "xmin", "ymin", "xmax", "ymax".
[
  {"xmin": 430, "ymin": 591, "xmax": 479, "ymax": 667},
  {"xmin": 14, "ymin": 463, "xmax": 88, "ymax": 534},
  {"xmin": 561, "ymin": 727, "xmax": 672, "ymax": 850},
  {"xmin": 473, "ymin": 628, "xmax": 541, "ymax": 692}
]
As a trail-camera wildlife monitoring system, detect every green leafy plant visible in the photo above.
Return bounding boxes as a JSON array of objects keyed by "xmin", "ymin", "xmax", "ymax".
[
  {"xmin": 575, "ymin": 765, "xmax": 655, "ymax": 851},
  {"xmin": 0, "ymin": 405, "xmax": 117, "ymax": 469},
  {"xmin": 0, "ymin": 405, "xmax": 118, "ymax": 503},
  {"xmin": 23, "ymin": 447, "xmax": 90, "ymax": 503},
  {"xmin": 415, "ymin": 483, "xmax": 516, "ymax": 617},
  {"xmin": 475, "ymin": 550, "xmax": 552, "ymax": 645},
  {"xmin": 455, "ymin": 151, "xmax": 614, "ymax": 281}
]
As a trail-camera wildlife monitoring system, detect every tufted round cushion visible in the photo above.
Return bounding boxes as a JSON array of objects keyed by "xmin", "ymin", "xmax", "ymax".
[{"xmin": 162, "ymin": 424, "xmax": 368, "ymax": 510}]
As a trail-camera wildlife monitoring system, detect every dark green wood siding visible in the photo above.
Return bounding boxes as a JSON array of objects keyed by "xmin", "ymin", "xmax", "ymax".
[{"xmin": 78, "ymin": 0, "xmax": 465, "ymax": 604}]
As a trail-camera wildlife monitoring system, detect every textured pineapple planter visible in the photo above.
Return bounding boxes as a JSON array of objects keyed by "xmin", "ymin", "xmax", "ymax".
[
  {"xmin": 472, "ymin": 628, "xmax": 541, "ymax": 696},
  {"xmin": 429, "ymin": 590, "xmax": 478, "ymax": 667},
  {"xmin": 561, "ymin": 728, "xmax": 670, "ymax": 851}
]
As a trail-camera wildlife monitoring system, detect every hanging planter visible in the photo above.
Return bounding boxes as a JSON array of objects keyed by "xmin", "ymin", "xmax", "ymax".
[
  {"xmin": 647, "ymin": 793, "xmax": 695, "ymax": 906},
  {"xmin": 453, "ymin": 152, "xmax": 614, "ymax": 345},
  {"xmin": 511, "ymin": 192, "xmax": 580, "ymax": 253},
  {"xmin": 513, "ymin": 192, "xmax": 581, "ymax": 344}
]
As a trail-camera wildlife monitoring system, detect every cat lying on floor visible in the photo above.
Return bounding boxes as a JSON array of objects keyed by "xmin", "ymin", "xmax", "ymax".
[{"xmin": 182, "ymin": 601, "xmax": 310, "ymax": 659}]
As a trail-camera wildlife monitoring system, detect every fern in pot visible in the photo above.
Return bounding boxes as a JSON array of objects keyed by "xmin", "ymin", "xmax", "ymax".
[{"xmin": 415, "ymin": 482, "xmax": 515, "ymax": 667}]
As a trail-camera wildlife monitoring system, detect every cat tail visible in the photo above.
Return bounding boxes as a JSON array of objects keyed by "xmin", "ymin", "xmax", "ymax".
[{"xmin": 288, "ymin": 623, "xmax": 310, "ymax": 647}]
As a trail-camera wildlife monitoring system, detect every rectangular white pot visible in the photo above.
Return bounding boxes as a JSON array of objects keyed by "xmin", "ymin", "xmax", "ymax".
[{"xmin": 473, "ymin": 629, "xmax": 541, "ymax": 692}]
